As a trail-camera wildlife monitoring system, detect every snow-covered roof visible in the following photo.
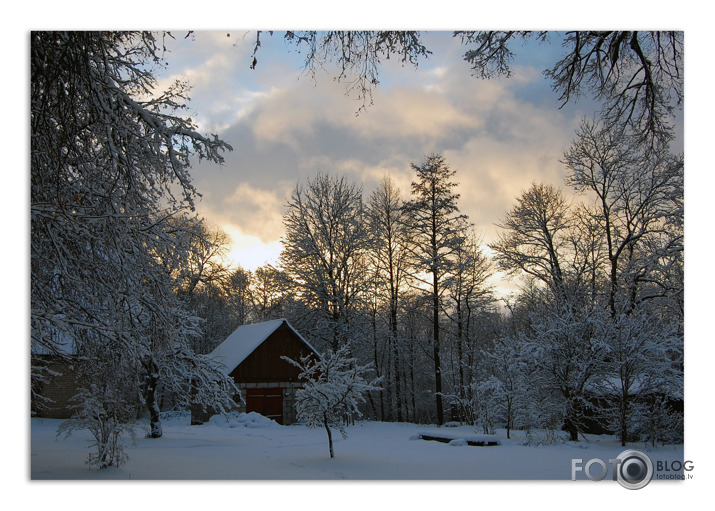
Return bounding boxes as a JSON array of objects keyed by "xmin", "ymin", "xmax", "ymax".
[{"xmin": 209, "ymin": 318, "xmax": 319, "ymax": 373}]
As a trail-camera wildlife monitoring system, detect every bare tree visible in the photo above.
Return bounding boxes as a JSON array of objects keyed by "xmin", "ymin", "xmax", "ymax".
[
  {"xmin": 563, "ymin": 118, "xmax": 684, "ymax": 316},
  {"xmin": 251, "ymin": 265, "xmax": 291, "ymax": 321},
  {"xmin": 366, "ymin": 176, "xmax": 412, "ymax": 421},
  {"xmin": 524, "ymin": 292, "xmax": 606, "ymax": 442},
  {"xmin": 280, "ymin": 172, "xmax": 369, "ymax": 351},
  {"xmin": 487, "ymin": 119, "xmax": 683, "ymax": 442},
  {"xmin": 31, "ymin": 31, "xmax": 234, "ymax": 441},
  {"xmin": 174, "ymin": 219, "xmax": 232, "ymax": 297},
  {"xmin": 31, "ymin": 30, "xmax": 230, "ymax": 356},
  {"xmin": 443, "ymin": 231, "xmax": 493, "ymax": 418},
  {"xmin": 223, "ymin": 267, "xmax": 255, "ymax": 326},
  {"xmin": 490, "ymin": 183, "xmax": 573, "ymax": 300}
]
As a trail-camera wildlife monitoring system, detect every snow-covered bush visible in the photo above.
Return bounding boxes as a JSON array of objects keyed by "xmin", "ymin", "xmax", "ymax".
[
  {"xmin": 632, "ymin": 395, "xmax": 684, "ymax": 447},
  {"xmin": 589, "ymin": 308, "xmax": 683, "ymax": 446},
  {"xmin": 59, "ymin": 384, "xmax": 136, "ymax": 469},
  {"xmin": 55, "ymin": 337, "xmax": 143, "ymax": 469},
  {"xmin": 283, "ymin": 346, "xmax": 382, "ymax": 458}
]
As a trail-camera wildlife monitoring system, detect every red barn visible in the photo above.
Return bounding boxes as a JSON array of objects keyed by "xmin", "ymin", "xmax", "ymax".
[{"xmin": 191, "ymin": 318, "xmax": 319, "ymax": 425}]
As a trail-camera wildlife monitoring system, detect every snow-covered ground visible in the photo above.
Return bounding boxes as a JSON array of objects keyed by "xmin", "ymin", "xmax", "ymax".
[
  {"xmin": 26, "ymin": 411, "xmax": 701, "ymax": 511},
  {"xmin": 31, "ymin": 412, "xmax": 684, "ymax": 481}
]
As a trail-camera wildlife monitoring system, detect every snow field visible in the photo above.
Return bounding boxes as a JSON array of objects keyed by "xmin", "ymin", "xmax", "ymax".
[{"xmin": 31, "ymin": 412, "xmax": 684, "ymax": 481}]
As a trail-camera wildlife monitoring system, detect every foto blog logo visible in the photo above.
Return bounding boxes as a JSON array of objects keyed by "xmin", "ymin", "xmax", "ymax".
[{"xmin": 572, "ymin": 449, "xmax": 654, "ymax": 490}]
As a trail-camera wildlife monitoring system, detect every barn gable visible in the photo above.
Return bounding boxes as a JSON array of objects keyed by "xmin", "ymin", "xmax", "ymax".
[
  {"xmin": 191, "ymin": 319, "xmax": 319, "ymax": 425},
  {"xmin": 210, "ymin": 318, "xmax": 318, "ymax": 379}
]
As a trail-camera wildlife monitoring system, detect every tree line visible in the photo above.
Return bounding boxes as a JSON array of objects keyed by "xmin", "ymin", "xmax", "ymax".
[{"xmin": 182, "ymin": 126, "xmax": 683, "ymax": 447}]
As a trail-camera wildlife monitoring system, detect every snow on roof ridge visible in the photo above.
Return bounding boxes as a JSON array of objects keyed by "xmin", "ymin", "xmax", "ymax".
[{"xmin": 209, "ymin": 318, "xmax": 319, "ymax": 373}]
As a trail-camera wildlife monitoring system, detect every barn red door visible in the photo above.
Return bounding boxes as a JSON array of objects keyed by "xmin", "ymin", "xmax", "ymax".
[{"xmin": 245, "ymin": 388, "xmax": 284, "ymax": 424}]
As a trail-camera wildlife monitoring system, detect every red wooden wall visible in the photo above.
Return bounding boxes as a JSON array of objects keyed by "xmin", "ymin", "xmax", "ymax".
[{"xmin": 229, "ymin": 321, "xmax": 316, "ymax": 384}]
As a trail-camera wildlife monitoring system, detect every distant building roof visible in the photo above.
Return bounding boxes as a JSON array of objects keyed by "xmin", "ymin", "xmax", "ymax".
[{"xmin": 209, "ymin": 318, "xmax": 319, "ymax": 373}]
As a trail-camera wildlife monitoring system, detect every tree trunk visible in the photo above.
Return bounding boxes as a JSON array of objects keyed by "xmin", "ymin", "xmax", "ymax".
[
  {"xmin": 620, "ymin": 392, "xmax": 630, "ymax": 447},
  {"xmin": 564, "ymin": 417, "xmax": 578, "ymax": 442},
  {"xmin": 564, "ymin": 399, "xmax": 579, "ymax": 442},
  {"xmin": 391, "ymin": 305, "xmax": 403, "ymax": 422},
  {"xmin": 506, "ymin": 397, "xmax": 512, "ymax": 439},
  {"xmin": 324, "ymin": 412, "xmax": 334, "ymax": 458},
  {"xmin": 609, "ymin": 256, "xmax": 619, "ymax": 317},
  {"xmin": 367, "ymin": 390, "xmax": 379, "ymax": 420},
  {"xmin": 456, "ymin": 300, "xmax": 464, "ymax": 402},
  {"xmin": 433, "ymin": 271, "xmax": 444, "ymax": 426},
  {"xmin": 411, "ymin": 347, "xmax": 417, "ymax": 423},
  {"xmin": 144, "ymin": 360, "xmax": 163, "ymax": 438},
  {"xmin": 371, "ymin": 310, "xmax": 385, "ymax": 421}
]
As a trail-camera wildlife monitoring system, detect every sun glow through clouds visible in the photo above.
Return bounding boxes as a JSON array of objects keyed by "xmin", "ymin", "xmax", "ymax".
[{"xmin": 222, "ymin": 224, "xmax": 282, "ymax": 271}]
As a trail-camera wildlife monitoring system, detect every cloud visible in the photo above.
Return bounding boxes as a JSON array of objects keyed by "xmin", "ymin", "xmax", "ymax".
[
  {"xmin": 157, "ymin": 32, "xmax": 286, "ymax": 134},
  {"xmin": 208, "ymin": 182, "xmax": 286, "ymax": 243},
  {"xmin": 169, "ymin": 32, "xmax": 596, "ymax": 279}
]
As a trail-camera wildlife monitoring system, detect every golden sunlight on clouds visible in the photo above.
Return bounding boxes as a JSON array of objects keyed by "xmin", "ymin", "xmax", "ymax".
[
  {"xmin": 222, "ymin": 225, "xmax": 282, "ymax": 271},
  {"xmin": 250, "ymin": 81, "xmax": 358, "ymax": 149},
  {"xmin": 250, "ymin": 78, "xmax": 481, "ymax": 149},
  {"xmin": 352, "ymin": 88, "xmax": 482, "ymax": 140},
  {"xmin": 343, "ymin": 160, "xmax": 415, "ymax": 197},
  {"xmin": 221, "ymin": 182, "xmax": 286, "ymax": 241}
]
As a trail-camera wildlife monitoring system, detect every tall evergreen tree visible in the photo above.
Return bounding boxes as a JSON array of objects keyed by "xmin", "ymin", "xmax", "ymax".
[{"xmin": 404, "ymin": 154, "xmax": 467, "ymax": 425}]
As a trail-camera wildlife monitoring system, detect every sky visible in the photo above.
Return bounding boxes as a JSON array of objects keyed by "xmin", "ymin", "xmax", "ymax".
[{"xmin": 153, "ymin": 30, "xmax": 618, "ymax": 297}]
